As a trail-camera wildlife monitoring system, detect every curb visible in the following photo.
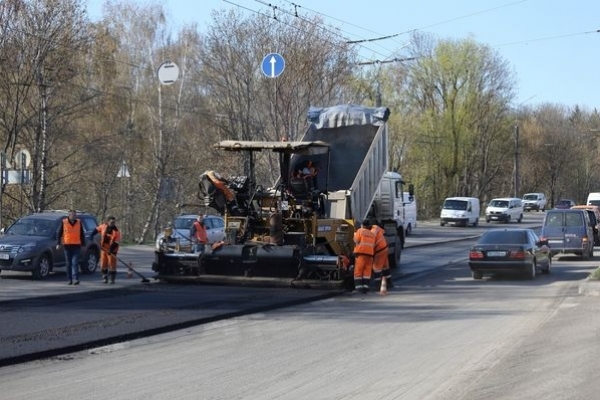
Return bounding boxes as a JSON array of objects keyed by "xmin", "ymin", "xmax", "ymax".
[{"xmin": 580, "ymin": 279, "xmax": 600, "ymax": 297}]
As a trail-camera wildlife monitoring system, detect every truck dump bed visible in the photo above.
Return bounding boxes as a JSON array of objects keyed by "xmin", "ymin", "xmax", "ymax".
[{"xmin": 292, "ymin": 105, "xmax": 390, "ymax": 222}]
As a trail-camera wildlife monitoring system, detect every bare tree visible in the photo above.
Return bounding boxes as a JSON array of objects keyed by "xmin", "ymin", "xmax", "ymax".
[{"xmin": 385, "ymin": 33, "xmax": 516, "ymax": 215}]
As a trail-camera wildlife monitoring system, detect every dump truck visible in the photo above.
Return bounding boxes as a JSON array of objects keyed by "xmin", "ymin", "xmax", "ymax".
[{"xmin": 152, "ymin": 104, "xmax": 413, "ymax": 289}]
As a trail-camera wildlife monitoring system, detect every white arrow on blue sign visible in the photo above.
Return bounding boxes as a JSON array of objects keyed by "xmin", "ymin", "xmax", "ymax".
[{"xmin": 261, "ymin": 53, "xmax": 285, "ymax": 78}]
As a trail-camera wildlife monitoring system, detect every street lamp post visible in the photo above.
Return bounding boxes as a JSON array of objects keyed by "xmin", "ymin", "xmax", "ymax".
[
  {"xmin": 513, "ymin": 95, "xmax": 536, "ymax": 198},
  {"xmin": 117, "ymin": 161, "xmax": 130, "ymax": 238},
  {"xmin": 514, "ymin": 124, "xmax": 520, "ymax": 198}
]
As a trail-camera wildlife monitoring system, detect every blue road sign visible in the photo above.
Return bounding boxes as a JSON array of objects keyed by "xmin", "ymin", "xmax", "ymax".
[{"xmin": 261, "ymin": 53, "xmax": 285, "ymax": 78}]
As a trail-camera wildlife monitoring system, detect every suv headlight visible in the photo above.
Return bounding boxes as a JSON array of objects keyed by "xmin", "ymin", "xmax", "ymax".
[{"xmin": 18, "ymin": 243, "xmax": 37, "ymax": 254}]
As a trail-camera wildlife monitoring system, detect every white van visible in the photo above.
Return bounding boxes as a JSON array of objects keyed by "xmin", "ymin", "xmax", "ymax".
[
  {"xmin": 485, "ymin": 197, "xmax": 523, "ymax": 223},
  {"xmin": 440, "ymin": 197, "xmax": 480, "ymax": 227},
  {"xmin": 522, "ymin": 193, "xmax": 547, "ymax": 212},
  {"xmin": 587, "ymin": 192, "xmax": 600, "ymax": 207},
  {"xmin": 403, "ymin": 192, "xmax": 417, "ymax": 235}
]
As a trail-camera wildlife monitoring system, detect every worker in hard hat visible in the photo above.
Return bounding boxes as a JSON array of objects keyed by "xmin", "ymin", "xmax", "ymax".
[
  {"xmin": 205, "ymin": 170, "xmax": 240, "ymax": 215},
  {"xmin": 190, "ymin": 214, "xmax": 208, "ymax": 254},
  {"xmin": 371, "ymin": 223, "xmax": 394, "ymax": 289},
  {"xmin": 352, "ymin": 219, "xmax": 376, "ymax": 294},
  {"xmin": 91, "ymin": 216, "xmax": 121, "ymax": 284}
]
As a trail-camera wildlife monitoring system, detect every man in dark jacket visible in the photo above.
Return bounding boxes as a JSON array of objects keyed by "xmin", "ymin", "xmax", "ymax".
[{"xmin": 56, "ymin": 210, "xmax": 86, "ymax": 285}]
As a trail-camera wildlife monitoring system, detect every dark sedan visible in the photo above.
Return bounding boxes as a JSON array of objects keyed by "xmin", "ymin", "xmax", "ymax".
[{"xmin": 468, "ymin": 228, "xmax": 551, "ymax": 280}]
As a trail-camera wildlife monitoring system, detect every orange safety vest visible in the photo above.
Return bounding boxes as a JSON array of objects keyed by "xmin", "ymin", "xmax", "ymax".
[
  {"xmin": 353, "ymin": 227, "xmax": 376, "ymax": 256},
  {"xmin": 62, "ymin": 219, "xmax": 82, "ymax": 245},
  {"xmin": 99, "ymin": 223, "xmax": 121, "ymax": 247},
  {"xmin": 192, "ymin": 221, "xmax": 208, "ymax": 244},
  {"xmin": 371, "ymin": 225, "xmax": 388, "ymax": 254}
]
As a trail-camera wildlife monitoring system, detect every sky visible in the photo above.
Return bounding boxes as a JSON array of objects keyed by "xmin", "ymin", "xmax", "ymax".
[{"xmin": 86, "ymin": 0, "xmax": 600, "ymax": 110}]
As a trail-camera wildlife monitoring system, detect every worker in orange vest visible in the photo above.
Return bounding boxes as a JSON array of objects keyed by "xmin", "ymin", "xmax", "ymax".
[
  {"xmin": 353, "ymin": 219, "xmax": 376, "ymax": 293},
  {"xmin": 371, "ymin": 224, "xmax": 394, "ymax": 289},
  {"xmin": 56, "ymin": 209, "xmax": 86, "ymax": 285},
  {"xmin": 91, "ymin": 216, "xmax": 121, "ymax": 284},
  {"xmin": 206, "ymin": 170, "xmax": 240, "ymax": 215},
  {"xmin": 190, "ymin": 214, "xmax": 208, "ymax": 253}
]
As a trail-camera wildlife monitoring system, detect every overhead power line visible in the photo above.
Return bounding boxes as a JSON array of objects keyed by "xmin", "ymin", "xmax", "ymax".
[{"xmin": 495, "ymin": 28, "xmax": 600, "ymax": 47}]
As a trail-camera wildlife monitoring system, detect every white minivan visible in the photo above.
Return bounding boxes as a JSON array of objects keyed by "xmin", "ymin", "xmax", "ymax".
[
  {"xmin": 485, "ymin": 197, "xmax": 523, "ymax": 223},
  {"xmin": 440, "ymin": 197, "xmax": 480, "ymax": 227},
  {"xmin": 587, "ymin": 192, "xmax": 600, "ymax": 207},
  {"xmin": 522, "ymin": 192, "xmax": 547, "ymax": 212}
]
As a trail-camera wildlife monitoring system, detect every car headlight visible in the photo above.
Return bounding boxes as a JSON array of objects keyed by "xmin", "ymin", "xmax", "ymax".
[
  {"xmin": 156, "ymin": 234, "xmax": 164, "ymax": 250},
  {"xmin": 18, "ymin": 243, "xmax": 37, "ymax": 254}
]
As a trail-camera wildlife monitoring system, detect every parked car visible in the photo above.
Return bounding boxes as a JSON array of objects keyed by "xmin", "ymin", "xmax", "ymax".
[
  {"xmin": 554, "ymin": 199, "xmax": 576, "ymax": 209},
  {"xmin": 522, "ymin": 193, "xmax": 547, "ymax": 212},
  {"xmin": 155, "ymin": 214, "xmax": 226, "ymax": 251},
  {"xmin": 541, "ymin": 209, "xmax": 594, "ymax": 259},
  {"xmin": 571, "ymin": 205, "xmax": 600, "ymax": 246},
  {"xmin": 468, "ymin": 228, "xmax": 551, "ymax": 280},
  {"xmin": 485, "ymin": 197, "xmax": 523, "ymax": 223},
  {"xmin": 0, "ymin": 210, "xmax": 101, "ymax": 279}
]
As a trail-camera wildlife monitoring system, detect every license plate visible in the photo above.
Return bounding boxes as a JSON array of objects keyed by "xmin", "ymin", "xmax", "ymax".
[
  {"xmin": 0, "ymin": 252, "xmax": 10, "ymax": 260},
  {"xmin": 548, "ymin": 240, "xmax": 563, "ymax": 244},
  {"xmin": 487, "ymin": 251, "xmax": 506, "ymax": 257},
  {"xmin": 490, "ymin": 216, "xmax": 499, "ymax": 220}
]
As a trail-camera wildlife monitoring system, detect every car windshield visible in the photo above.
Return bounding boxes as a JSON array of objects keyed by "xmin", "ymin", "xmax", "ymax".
[
  {"xmin": 5, "ymin": 219, "xmax": 56, "ymax": 237},
  {"xmin": 443, "ymin": 200, "xmax": 468, "ymax": 210},
  {"xmin": 173, "ymin": 217, "xmax": 195, "ymax": 230},
  {"xmin": 523, "ymin": 194, "xmax": 538, "ymax": 200},
  {"xmin": 478, "ymin": 230, "xmax": 527, "ymax": 245},
  {"xmin": 489, "ymin": 200, "xmax": 509, "ymax": 208}
]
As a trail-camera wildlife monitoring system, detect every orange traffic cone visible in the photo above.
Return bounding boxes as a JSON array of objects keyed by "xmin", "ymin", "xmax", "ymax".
[
  {"xmin": 126, "ymin": 262, "xmax": 133, "ymax": 279},
  {"xmin": 379, "ymin": 276, "xmax": 388, "ymax": 296}
]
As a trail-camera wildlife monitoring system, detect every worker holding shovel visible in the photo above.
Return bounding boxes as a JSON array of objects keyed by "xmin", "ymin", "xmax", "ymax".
[{"xmin": 91, "ymin": 216, "xmax": 121, "ymax": 284}]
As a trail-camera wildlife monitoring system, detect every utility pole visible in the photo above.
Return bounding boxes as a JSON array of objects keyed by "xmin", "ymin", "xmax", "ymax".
[{"xmin": 514, "ymin": 124, "xmax": 520, "ymax": 198}]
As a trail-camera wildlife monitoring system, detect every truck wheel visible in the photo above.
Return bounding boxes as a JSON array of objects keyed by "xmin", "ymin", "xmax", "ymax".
[
  {"xmin": 32, "ymin": 254, "xmax": 51, "ymax": 280},
  {"xmin": 388, "ymin": 244, "xmax": 401, "ymax": 269},
  {"xmin": 472, "ymin": 218, "xmax": 479, "ymax": 227}
]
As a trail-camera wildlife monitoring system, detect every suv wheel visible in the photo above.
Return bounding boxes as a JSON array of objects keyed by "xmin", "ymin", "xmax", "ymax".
[
  {"xmin": 80, "ymin": 248, "xmax": 99, "ymax": 274},
  {"xmin": 32, "ymin": 254, "xmax": 51, "ymax": 280}
]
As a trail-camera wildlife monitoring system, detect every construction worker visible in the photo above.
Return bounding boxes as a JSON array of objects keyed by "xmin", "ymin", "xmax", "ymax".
[
  {"xmin": 91, "ymin": 216, "xmax": 121, "ymax": 284},
  {"xmin": 56, "ymin": 210, "xmax": 86, "ymax": 285},
  {"xmin": 190, "ymin": 215, "xmax": 208, "ymax": 253},
  {"xmin": 205, "ymin": 170, "xmax": 240, "ymax": 215},
  {"xmin": 352, "ymin": 219, "xmax": 376, "ymax": 293},
  {"xmin": 371, "ymin": 224, "xmax": 394, "ymax": 289}
]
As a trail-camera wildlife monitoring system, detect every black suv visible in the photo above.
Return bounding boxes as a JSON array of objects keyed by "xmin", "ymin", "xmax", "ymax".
[{"xmin": 0, "ymin": 210, "xmax": 101, "ymax": 279}]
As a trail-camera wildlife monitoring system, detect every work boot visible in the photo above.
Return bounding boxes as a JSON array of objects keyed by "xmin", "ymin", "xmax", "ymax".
[
  {"xmin": 101, "ymin": 269, "xmax": 108, "ymax": 284},
  {"xmin": 109, "ymin": 271, "xmax": 116, "ymax": 284}
]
